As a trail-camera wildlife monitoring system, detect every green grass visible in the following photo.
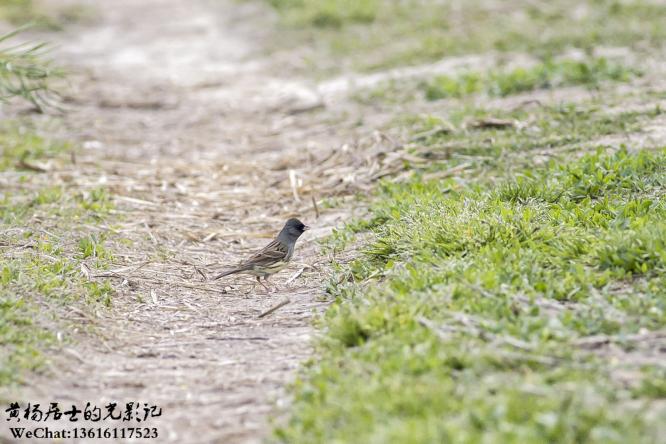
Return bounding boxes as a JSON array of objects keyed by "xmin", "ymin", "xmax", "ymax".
[
  {"xmin": 422, "ymin": 57, "xmax": 638, "ymax": 101},
  {"xmin": 0, "ymin": 123, "xmax": 70, "ymax": 170},
  {"xmin": 267, "ymin": 0, "xmax": 377, "ymax": 28},
  {"xmin": 0, "ymin": 0, "xmax": 94, "ymax": 30},
  {"xmin": 268, "ymin": 3, "xmax": 666, "ymax": 440},
  {"xmin": 387, "ymin": 100, "xmax": 662, "ymax": 186},
  {"xmin": 0, "ymin": 124, "xmax": 114, "ymax": 386},
  {"xmin": 277, "ymin": 147, "xmax": 666, "ymax": 443},
  {"xmin": 265, "ymin": 0, "xmax": 666, "ymax": 73},
  {"xmin": 0, "ymin": 0, "xmax": 39, "ymax": 24},
  {"xmin": 277, "ymin": 81, "xmax": 666, "ymax": 441},
  {"xmin": 357, "ymin": 57, "xmax": 641, "ymax": 108}
]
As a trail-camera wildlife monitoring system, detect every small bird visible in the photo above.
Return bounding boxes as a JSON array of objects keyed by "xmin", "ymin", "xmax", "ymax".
[{"xmin": 213, "ymin": 218, "xmax": 309, "ymax": 291}]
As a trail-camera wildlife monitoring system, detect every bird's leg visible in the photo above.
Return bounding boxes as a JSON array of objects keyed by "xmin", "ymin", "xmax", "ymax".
[
  {"xmin": 264, "ymin": 275, "xmax": 274, "ymax": 294},
  {"xmin": 244, "ymin": 280, "xmax": 254, "ymax": 297},
  {"xmin": 257, "ymin": 276, "xmax": 270, "ymax": 293}
]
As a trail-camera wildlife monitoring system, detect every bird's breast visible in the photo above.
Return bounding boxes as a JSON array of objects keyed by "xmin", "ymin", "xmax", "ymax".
[{"xmin": 247, "ymin": 260, "xmax": 288, "ymax": 276}]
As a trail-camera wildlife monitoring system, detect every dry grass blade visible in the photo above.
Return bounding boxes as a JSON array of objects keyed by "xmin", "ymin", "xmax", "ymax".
[
  {"xmin": 285, "ymin": 267, "xmax": 306, "ymax": 285},
  {"xmin": 573, "ymin": 329, "xmax": 666, "ymax": 349},
  {"xmin": 421, "ymin": 162, "xmax": 472, "ymax": 181},
  {"xmin": 289, "ymin": 169, "xmax": 301, "ymax": 202},
  {"xmin": 410, "ymin": 122, "xmax": 455, "ymax": 142}
]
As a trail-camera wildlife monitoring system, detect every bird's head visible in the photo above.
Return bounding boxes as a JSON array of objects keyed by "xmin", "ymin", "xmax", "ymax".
[{"xmin": 279, "ymin": 218, "xmax": 309, "ymax": 241}]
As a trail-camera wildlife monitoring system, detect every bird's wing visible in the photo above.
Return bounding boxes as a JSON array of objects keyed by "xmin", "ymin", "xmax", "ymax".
[
  {"xmin": 213, "ymin": 239, "xmax": 290, "ymax": 280},
  {"xmin": 241, "ymin": 239, "xmax": 289, "ymax": 268}
]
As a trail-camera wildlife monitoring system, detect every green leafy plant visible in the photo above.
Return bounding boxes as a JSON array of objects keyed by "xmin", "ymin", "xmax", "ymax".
[{"xmin": 0, "ymin": 28, "xmax": 62, "ymax": 110}]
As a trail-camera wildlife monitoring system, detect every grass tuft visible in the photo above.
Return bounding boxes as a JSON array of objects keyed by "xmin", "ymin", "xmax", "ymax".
[
  {"xmin": 0, "ymin": 124, "xmax": 115, "ymax": 386},
  {"xmin": 278, "ymin": 147, "xmax": 666, "ymax": 442},
  {"xmin": 0, "ymin": 122, "xmax": 69, "ymax": 170},
  {"xmin": 423, "ymin": 58, "xmax": 638, "ymax": 100}
]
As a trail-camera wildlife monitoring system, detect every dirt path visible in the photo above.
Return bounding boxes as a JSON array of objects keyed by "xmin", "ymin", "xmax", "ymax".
[
  {"xmin": 4, "ymin": 1, "xmax": 364, "ymax": 442},
  {"xmin": 16, "ymin": 4, "xmax": 666, "ymax": 443}
]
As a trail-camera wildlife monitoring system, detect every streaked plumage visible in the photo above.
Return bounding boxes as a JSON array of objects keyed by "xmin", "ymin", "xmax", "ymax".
[{"xmin": 213, "ymin": 218, "xmax": 309, "ymax": 290}]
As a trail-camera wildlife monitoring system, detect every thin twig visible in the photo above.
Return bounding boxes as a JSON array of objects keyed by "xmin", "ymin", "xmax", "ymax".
[
  {"xmin": 311, "ymin": 195, "xmax": 320, "ymax": 219},
  {"xmin": 258, "ymin": 297, "xmax": 291, "ymax": 318},
  {"xmin": 194, "ymin": 265, "xmax": 208, "ymax": 281}
]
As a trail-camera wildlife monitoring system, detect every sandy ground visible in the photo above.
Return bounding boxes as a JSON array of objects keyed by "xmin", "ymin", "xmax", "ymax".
[{"xmin": 1, "ymin": 0, "xmax": 365, "ymax": 442}]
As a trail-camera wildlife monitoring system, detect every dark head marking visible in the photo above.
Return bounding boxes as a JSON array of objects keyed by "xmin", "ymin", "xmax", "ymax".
[{"xmin": 279, "ymin": 218, "xmax": 309, "ymax": 242}]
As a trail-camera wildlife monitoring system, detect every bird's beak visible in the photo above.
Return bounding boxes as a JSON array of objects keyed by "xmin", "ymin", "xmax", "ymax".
[{"xmin": 304, "ymin": 225, "xmax": 310, "ymax": 231}]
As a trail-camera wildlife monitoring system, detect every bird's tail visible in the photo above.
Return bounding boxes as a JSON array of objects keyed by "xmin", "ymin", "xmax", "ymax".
[{"xmin": 212, "ymin": 267, "xmax": 246, "ymax": 281}]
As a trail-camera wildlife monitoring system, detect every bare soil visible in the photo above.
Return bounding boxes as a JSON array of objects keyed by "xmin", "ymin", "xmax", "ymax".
[{"xmin": 2, "ymin": 0, "xmax": 367, "ymax": 442}]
